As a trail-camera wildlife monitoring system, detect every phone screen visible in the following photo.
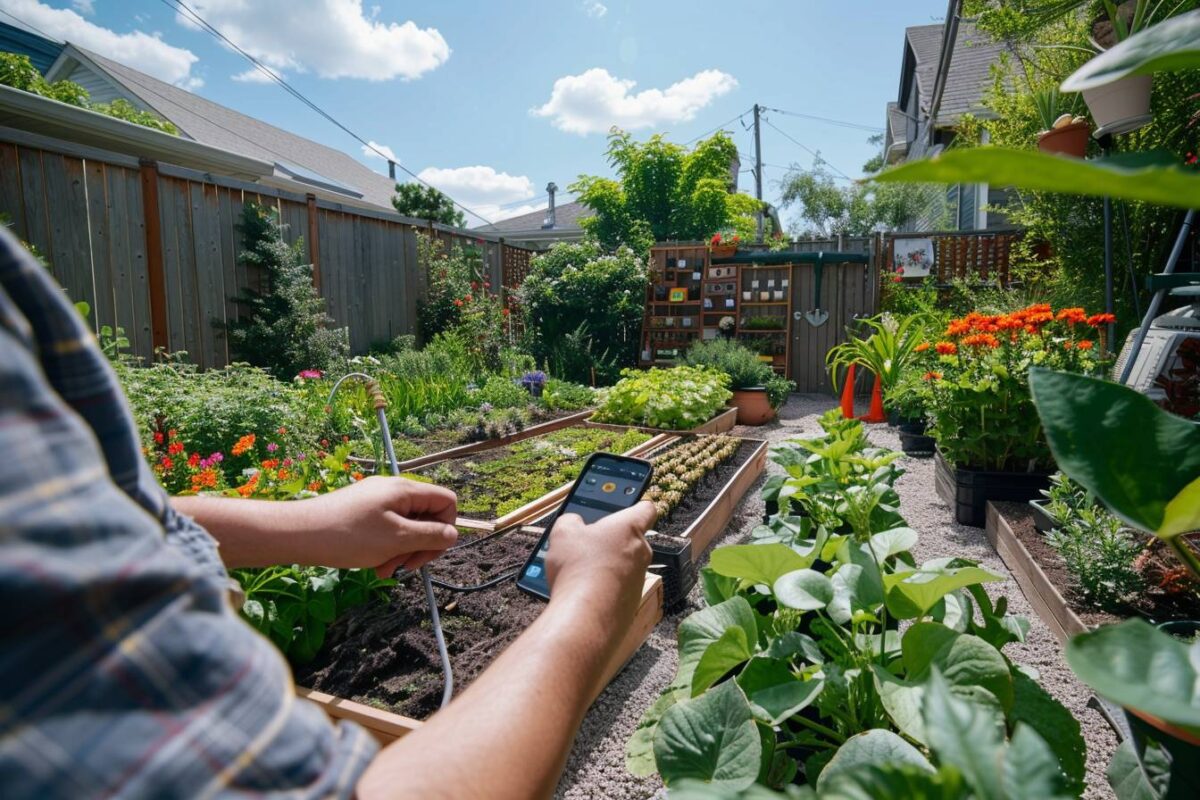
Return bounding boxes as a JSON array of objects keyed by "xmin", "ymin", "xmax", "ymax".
[{"xmin": 516, "ymin": 453, "xmax": 653, "ymax": 600}]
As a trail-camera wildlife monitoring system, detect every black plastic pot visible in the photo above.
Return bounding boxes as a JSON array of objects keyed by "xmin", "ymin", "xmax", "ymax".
[
  {"xmin": 899, "ymin": 430, "xmax": 935, "ymax": 456},
  {"xmin": 1157, "ymin": 620, "xmax": 1200, "ymax": 642},
  {"xmin": 1028, "ymin": 499, "xmax": 1058, "ymax": 534},
  {"xmin": 895, "ymin": 419, "xmax": 927, "ymax": 435},
  {"xmin": 934, "ymin": 450, "xmax": 1052, "ymax": 528}
]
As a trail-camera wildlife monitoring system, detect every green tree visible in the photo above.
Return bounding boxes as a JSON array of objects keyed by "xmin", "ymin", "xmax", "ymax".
[
  {"xmin": 0, "ymin": 52, "xmax": 178, "ymax": 134},
  {"xmin": 780, "ymin": 163, "xmax": 926, "ymax": 237},
  {"xmin": 222, "ymin": 204, "xmax": 348, "ymax": 377},
  {"xmin": 391, "ymin": 182, "xmax": 467, "ymax": 228},
  {"xmin": 570, "ymin": 129, "xmax": 763, "ymax": 251}
]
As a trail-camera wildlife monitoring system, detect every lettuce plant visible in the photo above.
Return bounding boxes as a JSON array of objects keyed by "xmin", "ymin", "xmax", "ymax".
[{"xmin": 593, "ymin": 366, "xmax": 733, "ymax": 430}]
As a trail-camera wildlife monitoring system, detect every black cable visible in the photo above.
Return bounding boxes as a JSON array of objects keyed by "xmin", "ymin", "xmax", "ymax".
[
  {"xmin": 686, "ymin": 108, "xmax": 754, "ymax": 145},
  {"xmin": 762, "ymin": 106, "xmax": 885, "ymax": 134},
  {"xmin": 159, "ymin": 0, "xmax": 497, "ymax": 226},
  {"xmin": 762, "ymin": 118, "xmax": 855, "ymax": 182},
  {"xmin": 428, "ymin": 568, "xmax": 520, "ymax": 593}
]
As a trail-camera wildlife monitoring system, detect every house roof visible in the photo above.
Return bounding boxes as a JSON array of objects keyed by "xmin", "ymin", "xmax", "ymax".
[
  {"xmin": 904, "ymin": 21, "xmax": 1005, "ymax": 125},
  {"xmin": 47, "ymin": 44, "xmax": 398, "ymax": 210},
  {"xmin": 475, "ymin": 199, "xmax": 588, "ymax": 235},
  {"xmin": 0, "ymin": 20, "xmax": 63, "ymax": 74}
]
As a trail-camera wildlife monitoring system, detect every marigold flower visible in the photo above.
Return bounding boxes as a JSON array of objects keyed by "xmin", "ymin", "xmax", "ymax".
[
  {"xmin": 935, "ymin": 341, "xmax": 958, "ymax": 355},
  {"xmin": 231, "ymin": 434, "xmax": 256, "ymax": 457},
  {"xmin": 1063, "ymin": 341, "xmax": 1074, "ymax": 350},
  {"xmin": 915, "ymin": 342, "xmax": 930, "ymax": 353},
  {"xmin": 1056, "ymin": 307, "xmax": 1087, "ymax": 324},
  {"xmin": 922, "ymin": 371, "xmax": 943, "ymax": 381},
  {"xmin": 277, "ymin": 469, "xmax": 290, "ymax": 480},
  {"xmin": 307, "ymin": 480, "xmax": 322, "ymax": 492},
  {"xmin": 351, "ymin": 472, "xmax": 365, "ymax": 482},
  {"xmin": 1077, "ymin": 339, "xmax": 1094, "ymax": 350},
  {"xmin": 1086, "ymin": 313, "xmax": 1116, "ymax": 327},
  {"xmin": 962, "ymin": 332, "xmax": 1000, "ymax": 349},
  {"xmin": 261, "ymin": 459, "xmax": 280, "ymax": 470},
  {"xmin": 278, "ymin": 426, "xmax": 287, "ymax": 435}
]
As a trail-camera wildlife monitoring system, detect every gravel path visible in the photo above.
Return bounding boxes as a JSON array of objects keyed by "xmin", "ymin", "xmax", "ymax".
[{"xmin": 555, "ymin": 395, "xmax": 1117, "ymax": 799}]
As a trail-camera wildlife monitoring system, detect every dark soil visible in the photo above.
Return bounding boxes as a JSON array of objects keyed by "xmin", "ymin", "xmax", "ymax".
[
  {"xmin": 650, "ymin": 438, "xmax": 759, "ymax": 536},
  {"xmin": 294, "ymin": 528, "xmax": 545, "ymax": 721},
  {"xmin": 993, "ymin": 502, "xmax": 1200, "ymax": 628}
]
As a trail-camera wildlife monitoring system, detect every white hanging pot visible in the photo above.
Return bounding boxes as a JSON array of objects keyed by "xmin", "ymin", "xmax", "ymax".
[{"xmin": 1083, "ymin": 74, "xmax": 1153, "ymax": 138}]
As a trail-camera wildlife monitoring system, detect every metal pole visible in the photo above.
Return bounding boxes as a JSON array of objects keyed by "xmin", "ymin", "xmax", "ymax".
[
  {"xmin": 1118, "ymin": 209, "xmax": 1197, "ymax": 385},
  {"xmin": 754, "ymin": 103, "xmax": 764, "ymax": 243},
  {"xmin": 1100, "ymin": 136, "xmax": 1114, "ymax": 347}
]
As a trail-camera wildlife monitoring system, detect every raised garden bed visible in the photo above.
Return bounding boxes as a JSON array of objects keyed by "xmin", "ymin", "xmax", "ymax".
[
  {"xmin": 584, "ymin": 406, "xmax": 738, "ymax": 437},
  {"xmin": 934, "ymin": 450, "xmax": 1052, "ymax": 528},
  {"xmin": 296, "ymin": 525, "xmax": 662, "ymax": 744},
  {"xmin": 392, "ymin": 409, "xmax": 593, "ymax": 471},
  {"xmin": 413, "ymin": 426, "xmax": 669, "ymax": 532},
  {"xmin": 986, "ymin": 502, "xmax": 1200, "ymax": 645}
]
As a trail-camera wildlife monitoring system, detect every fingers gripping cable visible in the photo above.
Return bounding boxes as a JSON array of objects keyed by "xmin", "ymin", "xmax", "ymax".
[{"xmin": 328, "ymin": 373, "xmax": 454, "ymax": 709}]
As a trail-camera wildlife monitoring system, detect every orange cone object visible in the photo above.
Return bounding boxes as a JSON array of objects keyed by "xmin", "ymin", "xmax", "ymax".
[
  {"xmin": 839, "ymin": 363, "xmax": 856, "ymax": 419},
  {"xmin": 860, "ymin": 373, "xmax": 886, "ymax": 423}
]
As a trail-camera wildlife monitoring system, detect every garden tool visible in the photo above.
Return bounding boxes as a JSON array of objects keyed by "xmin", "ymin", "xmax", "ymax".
[
  {"xmin": 804, "ymin": 259, "xmax": 829, "ymax": 327},
  {"xmin": 328, "ymin": 373, "xmax": 454, "ymax": 709}
]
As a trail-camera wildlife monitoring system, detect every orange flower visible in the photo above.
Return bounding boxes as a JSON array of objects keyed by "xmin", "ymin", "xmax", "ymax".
[
  {"xmin": 351, "ymin": 471, "xmax": 365, "ymax": 482},
  {"xmin": 1087, "ymin": 313, "xmax": 1116, "ymax": 327},
  {"xmin": 231, "ymin": 434, "xmax": 256, "ymax": 457},
  {"xmin": 915, "ymin": 342, "xmax": 931, "ymax": 353},
  {"xmin": 922, "ymin": 371, "xmax": 943, "ymax": 381},
  {"xmin": 307, "ymin": 480, "xmax": 322, "ymax": 492},
  {"xmin": 236, "ymin": 473, "xmax": 259, "ymax": 497},
  {"xmin": 261, "ymin": 459, "xmax": 280, "ymax": 470},
  {"xmin": 962, "ymin": 332, "xmax": 1000, "ymax": 349},
  {"xmin": 1063, "ymin": 341, "xmax": 1074, "ymax": 350},
  {"xmin": 1077, "ymin": 339, "xmax": 1094, "ymax": 350},
  {"xmin": 1056, "ymin": 307, "xmax": 1087, "ymax": 324},
  {"xmin": 935, "ymin": 341, "xmax": 958, "ymax": 355},
  {"xmin": 277, "ymin": 468, "xmax": 290, "ymax": 480}
]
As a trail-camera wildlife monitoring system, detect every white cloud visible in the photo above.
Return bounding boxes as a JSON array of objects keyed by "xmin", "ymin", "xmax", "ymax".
[
  {"xmin": 413, "ymin": 165, "xmax": 541, "ymax": 226},
  {"xmin": 178, "ymin": 1, "xmax": 450, "ymax": 81},
  {"xmin": 70, "ymin": 0, "xmax": 93, "ymax": 16},
  {"xmin": 230, "ymin": 67, "xmax": 274, "ymax": 84},
  {"xmin": 362, "ymin": 140, "xmax": 398, "ymax": 163},
  {"xmin": 532, "ymin": 67, "xmax": 738, "ymax": 135},
  {"xmin": 582, "ymin": 1, "xmax": 607, "ymax": 18},
  {"xmin": 2, "ymin": 0, "xmax": 199, "ymax": 87}
]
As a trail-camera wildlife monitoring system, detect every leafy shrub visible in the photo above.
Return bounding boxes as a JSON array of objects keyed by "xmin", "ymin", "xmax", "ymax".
[
  {"xmin": 592, "ymin": 366, "xmax": 732, "ymax": 429},
  {"xmin": 223, "ymin": 204, "xmax": 348, "ymax": 378},
  {"xmin": 685, "ymin": 339, "xmax": 795, "ymax": 409},
  {"xmin": 540, "ymin": 321, "xmax": 624, "ymax": 386},
  {"xmin": 415, "ymin": 234, "xmax": 496, "ymax": 346},
  {"xmin": 540, "ymin": 378, "xmax": 595, "ymax": 411},
  {"xmin": 763, "ymin": 372, "xmax": 794, "ymax": 410},
  {"xmin": 478, "ymin": 373, "xmax": 528, "ymax": 409},
  {"xmin": 882, "ymin": 365, "xmax": 932, "ymax": 423},
  {"xmin": 517, "ymin": 240, "xmax": 647, "ymax": 381},
  {"xmin": 1048, "ymin": 504, "xmax": 1146, "ymax": 612}
]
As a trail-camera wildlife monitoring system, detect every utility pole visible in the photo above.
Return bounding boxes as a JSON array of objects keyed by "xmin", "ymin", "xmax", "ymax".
[{"xmin": 753, "ymin": 103, "xmax": 764, "ymax": 242}]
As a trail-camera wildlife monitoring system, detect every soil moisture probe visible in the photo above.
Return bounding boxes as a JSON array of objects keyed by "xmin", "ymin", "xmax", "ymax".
[{"xmin": 327, "ymin": 373, "xmax": 454, "ymax": 708}]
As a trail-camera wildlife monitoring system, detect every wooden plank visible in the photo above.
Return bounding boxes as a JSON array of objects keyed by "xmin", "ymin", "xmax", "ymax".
[
  {"xmin": 17, "ymin": 147, "xmax": 51, "ymax": 259},
  {"xmin": 191, "ymin": 182, "xmax": 224, "ymax": 367},
  {"xmin": 157, "ymin": 175, "xmax": 185, "ymax": 355},
  {"xmin": 0, "ymin": 142, "xmax": 26, "ymax": 240},
  {"xmin": 139, "ymin": 161, "xmax": 169, "ymax": 352},
  {"xmin": 84, "ymin": 158, "xmax": 116, "ymax": 335},
  {"xmin": 985, "ymin": 502, "xmax": 1088, "ymax": 646},
  {"xmin": 45, "ymin": 153, "xmax": 95, "ymax": 316},
  {"xmin": 298, "ymin": 573, "xmax": 663, "ymax": 745},
  {"xmin": 306, "ymin": 193, "xmax": 320, "ymax": 291}
]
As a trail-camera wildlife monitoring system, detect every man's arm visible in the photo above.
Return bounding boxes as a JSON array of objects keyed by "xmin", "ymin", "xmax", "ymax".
[
  {"xmin": 356, "ymin": 502, "xmax": 656, "ymax": 800},
  {"xmin": 172, "ymin": 476, "xmax": 459, "ymax": 575}
]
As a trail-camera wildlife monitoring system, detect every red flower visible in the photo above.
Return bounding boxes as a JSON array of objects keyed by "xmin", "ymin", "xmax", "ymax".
[
  {"xmin": 160, "ymin": 456, "xmax": 173, "ymax": 470},
  {"xmin": 454, "ymin": 299, "xmax": 464, "ymax": 307},
  {"xmin": 471, "ymin": 281, "xmax": 479, "ymax": 290},
  {"xmin": 501, "ymin": 308, "xmax": 510, "ymax": 317},
  {"xmin": 188, "ymin": 452, "xmax": 201, "ymax": 468},
  {"xmin": 1086, "ymin": 313, "xmax": 1116, "ymax": 327},
  {"xmin": 891, "ymin": 275, "xmax": 903, "ymax": 283},
  {"xmin": 1077, "ymin": 339, "xmax": 1094, "ymax": 350},
  {"xmin": 464, "ymin": 294, "xmax": 473, "ymax": 303},
  {"xmin": 153, "ymin": 432, "xmax": 164, "ymax": 445},
  {"xmin": 168, "ymin": 441, "xmax": 184, "ymax": 455},
  {"xmin": 935, "ymin": 341, "xmax": 958, "ymax": 355}
]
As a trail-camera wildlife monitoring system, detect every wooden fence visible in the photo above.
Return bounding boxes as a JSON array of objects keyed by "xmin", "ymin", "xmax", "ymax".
[
  {"xmin": 883, "ymin": 229, "xmax": 1023, "ymax": 285},
  {"xmin": 0, "ymin": 132, "xmax": 529, "ymax": 368}
]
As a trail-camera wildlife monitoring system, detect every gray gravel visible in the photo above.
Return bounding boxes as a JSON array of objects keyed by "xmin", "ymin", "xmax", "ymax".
[{"xmin": 555, "ymin": 395, "xmax": 1117, "ymax": 799}]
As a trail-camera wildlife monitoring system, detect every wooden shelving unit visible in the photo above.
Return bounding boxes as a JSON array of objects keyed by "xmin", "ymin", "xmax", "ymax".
[
  {"xmin": 736, "ymin": 264, "xmax": 791, "ymax": 375},
  {"xmin": 640, "ymin": 244, "xmax": 736, "ymax": 365}
]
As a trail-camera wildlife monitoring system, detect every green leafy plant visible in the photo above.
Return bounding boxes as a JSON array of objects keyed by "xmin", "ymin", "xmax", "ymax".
[
  {"xmin": 391, "ymin": 181, "xmax": 466, "ymax": 227},
  {"xmin": 540, "ymin": 378, "xmax": 595, "ymax": 411},
  {"xmin": 741, "ymin": 316, "xmax": 787, "ymax": 331},
  {"xmin": 826, "ymin": 312, "xmax": 928, "ymax": 394},
  {"xmin": 685, "ymin": 340, "xmax": 795, "ymax": 409},
  {"xmin": 1032, "ymin": 87, "xmax": 1082, "ymax": 130},
  {"xmin": 1063, "ymin": 8, "xmax": 1200, "ymax": 89},
  {"xmin": 1046, "ymin": 502, "xmax": 1146, "ymax": 610},
  {"xmin": 592, "ymin": 366, "xmax": 733, "ymax": 430}
]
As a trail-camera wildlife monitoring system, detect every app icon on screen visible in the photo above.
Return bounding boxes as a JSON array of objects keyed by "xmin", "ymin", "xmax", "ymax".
[{"xmin": 601, "ymin": 482, "xmax": 617, "ymax": 493}]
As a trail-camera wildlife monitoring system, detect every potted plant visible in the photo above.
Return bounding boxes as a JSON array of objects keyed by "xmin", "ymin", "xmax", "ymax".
[
  {"xmin": 883, "ymin": 368, "xmax": 936, "ymax": 455},
  {"xmin": 826, "ymin": 312, "xmax": 928, "ymax": 402},
  {"xmin": 718, "ymin": 315, "xmax": 736, "ymax": 340},
  {"xmin": 1077, "ymin": 0, "xmax": 1160, "ymax": 135},
  {"xmin": 519, "ymin": 370, "xmax": 546, "ymax": 398},
  {"xmin": 1033, "ymin": 88, "xmax": 1091, "ymax": 157},
  {"xmin": 684, "ymin": 339, "xmax": 793, "ymax": 425},
  {"xmin": 709, "ymin": 232, "xmax": 740, "ymax": 259}
]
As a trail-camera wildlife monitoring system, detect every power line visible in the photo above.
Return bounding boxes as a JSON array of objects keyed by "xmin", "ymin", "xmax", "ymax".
[
  {"xmin": 159, "ymin": 0, "xmax": 496, "ymax": 225},
  {"xmin": 685, "ymin": 108, "xmax": 754, "ymax": 145},
  {"xmin": 0, "ymin": 8, "xmax": 58, "ymax": 41},
  {"xmin": 762, "ymin": 106, "xmax": 884, "ymax": 134},
  {"xmin": 762, "ymin": 117, "xmax": 855, "ymax": 182}
]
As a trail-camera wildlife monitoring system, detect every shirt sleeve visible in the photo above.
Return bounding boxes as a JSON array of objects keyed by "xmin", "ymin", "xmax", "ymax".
[{"xmin": 0, "ymin": 226, "xmax": 378, "ymax": 797}]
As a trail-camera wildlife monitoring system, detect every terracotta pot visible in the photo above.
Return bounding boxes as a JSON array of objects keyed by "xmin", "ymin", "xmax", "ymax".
[
  {"xmin": 1037, "ymin": 121, "xmax": 1090, "ymax": 158},
  {"xmin": 730, "ymin": 388, "xmax": 774, "ymax": 425},
  {"xmin": 710, "ymin": 245, "xmax": 737, "ymax": 259},
  {"xmin": 1083, "ymin": 74, "xmax": 1152, "ymax": 136}
]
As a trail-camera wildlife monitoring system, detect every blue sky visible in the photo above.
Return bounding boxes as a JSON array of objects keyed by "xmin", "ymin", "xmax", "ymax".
[{"xmin": 2, "ymin": 0, "xmax": 949, "ymax": 228}]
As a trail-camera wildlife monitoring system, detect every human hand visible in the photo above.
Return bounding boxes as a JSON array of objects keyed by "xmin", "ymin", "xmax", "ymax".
[
  {"xmin": 543, "ymin": 501, "xmax": 655, "ymax": 622},
  {"xmin": 298, "ymin": 476, "xmax": 459, "ymax": 577}
]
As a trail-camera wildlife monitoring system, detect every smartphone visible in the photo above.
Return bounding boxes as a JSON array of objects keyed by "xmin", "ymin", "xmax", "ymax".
[{"xmin": 516, "ymin": 452, "xmax": 653, "ymax": 600}]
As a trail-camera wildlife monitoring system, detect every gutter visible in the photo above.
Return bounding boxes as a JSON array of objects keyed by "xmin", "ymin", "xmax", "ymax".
[
  {"xmin": 926, "ymin": 0, "xmax": 963, "ymax": 146},
  {"xmin": 0, "ymin": 84, "xmax": 272, "ymax": 180}
]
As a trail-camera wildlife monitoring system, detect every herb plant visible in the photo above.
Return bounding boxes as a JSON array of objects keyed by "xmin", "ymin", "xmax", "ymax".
[
  {"xmin": 645, "ymin": 435, "xmax": 740, "ymax": 519},
  {"xmin": 1047, "ymin": 503, "xmax": 1146, "ymax": 611},
  {"xmin": 592, "ymin": 366, "xmax": 733, "ymax": 430}
]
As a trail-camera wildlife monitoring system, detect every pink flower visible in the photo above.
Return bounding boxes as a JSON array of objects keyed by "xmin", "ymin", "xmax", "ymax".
[
  {"xmin": 266, "ymin": 442, "xmax": 278, "ymax": 453},
  {"xmin": 297, "ymin": 369, "xmax": 324, "ymax": 379}
]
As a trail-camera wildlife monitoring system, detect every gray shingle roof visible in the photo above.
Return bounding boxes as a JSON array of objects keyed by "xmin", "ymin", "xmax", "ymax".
[
  {"xmin": 905, "ymin": 21, "xmax": 1006, "ymax": 125},
  {"xmin": 68, "ymin": 45, "xmax": 398, "ymax": 210},
  {"xmin": 475, "ymin": 199, "xmax": 588, "ymax": 233}
]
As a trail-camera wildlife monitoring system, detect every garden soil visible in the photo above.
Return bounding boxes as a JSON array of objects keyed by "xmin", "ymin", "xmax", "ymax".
[{"xmin": 551, "ymin": 395, "xmax": 1119, "ymax": 800}]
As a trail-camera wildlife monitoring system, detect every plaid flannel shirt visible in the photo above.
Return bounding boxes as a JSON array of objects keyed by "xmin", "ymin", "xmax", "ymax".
[{"xmin": 0, "ymin": 227, "xmax": 377, "ymax": 797}]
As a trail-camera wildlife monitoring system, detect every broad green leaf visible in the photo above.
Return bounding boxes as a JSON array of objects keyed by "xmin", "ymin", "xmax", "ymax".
[
  {"xmin": 884, "ymin": 560, "xmax": 1005, "ymax": 620},
  {"xmin": 1030, "ymin": 370, "xmax": 1200, "ymax": 539},
  {"xmin": 1065, "ymin": 618, "xmax": 1200, "ymax": 732},
  {"xmin": 816, "ymin": 729, "xmax": 933, "ymax": 793},
  {"xmin": 818, "ymin": 764, "xmax": 964, "ymax": 800},
  {"xmin": 735, "ymin": 657, "xmax": 824, "ymax": 725},
  {"xmin": 242, "ymin": 598, "xmax": 264, "ymax": 625},
  {"xmin": 923, "ymin": 672, "xmax": 1005, "ymax": 800},
  {"xmin": 1062, "ymin": 12, "xmax": 1200, "ymax": 91},
  {"xmin": 653, "ymin": 681, "xmax": 762, "ymax": 790},
  {"xmin": 700, "ymin": 567, "xmax": 741, "ymax": 606},
  {"xmin": 1003, "ymin": 724, "xmax": 1072, "ymax": 800},
  {"xmin": 694, "ymin": 628, "xmax": 754, "ymax": 695},
  {"xmin": 827, "ymin": 564, "xmax": 874, "ymax": 625},
  {"xmin": 1105, "ymin": 738, "xmax": 1171, "ymax": 800},
  {"xmin": 667, "ymin": 778, "xmax": 816, "ymax": 799},
  {"xmin": 866, "ymin": 527, "xmax": 919, "ymax": 561},
  {"xmin": 765, "ymin": 631, "xmax": 824, "ymax": 665},
  {"xmin": 627, "ymin": 687, "xmax": 686, "ymax": 777},
  {"xmin": 873, "ymin": 147, "xmax": 1200, "ymax": 209},
  {"xmin": 1009, "ymin": 670, "xmax": 1087, "ymax": 798},
  {"xmin": 709, "ymin": 543, "xmax": 815, "ymax": 586},
  {"xmin": 773, "ymin": 569, "xmax": 834, "ymax": 611},
  {"xmin": 678, "ymin": 597, "xmax": 759, "ymax": 689},
  {"xmin": 901, "ymin": 624, "xmax": 1014, "ymax": 712}
]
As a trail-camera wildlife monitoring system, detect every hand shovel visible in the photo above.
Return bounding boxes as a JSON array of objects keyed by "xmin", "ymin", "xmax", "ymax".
[{"xmin": 804, "ymin": 261, "xmax": 829, "ymax": 327}]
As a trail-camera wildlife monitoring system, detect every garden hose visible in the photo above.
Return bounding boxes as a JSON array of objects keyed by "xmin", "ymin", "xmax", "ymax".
[{"xmin": 327, "ymin": 373, "xmax": 454, "ymax": 709}]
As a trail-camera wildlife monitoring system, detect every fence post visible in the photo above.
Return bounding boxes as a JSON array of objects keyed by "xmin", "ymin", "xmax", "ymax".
[
  {"xmin": 138, "ymin": 159, "xmax": 168, "ymax": 353},
  {"xmin": 306, "ymin": 192, "xmax": 321, "ymax": 291}
]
